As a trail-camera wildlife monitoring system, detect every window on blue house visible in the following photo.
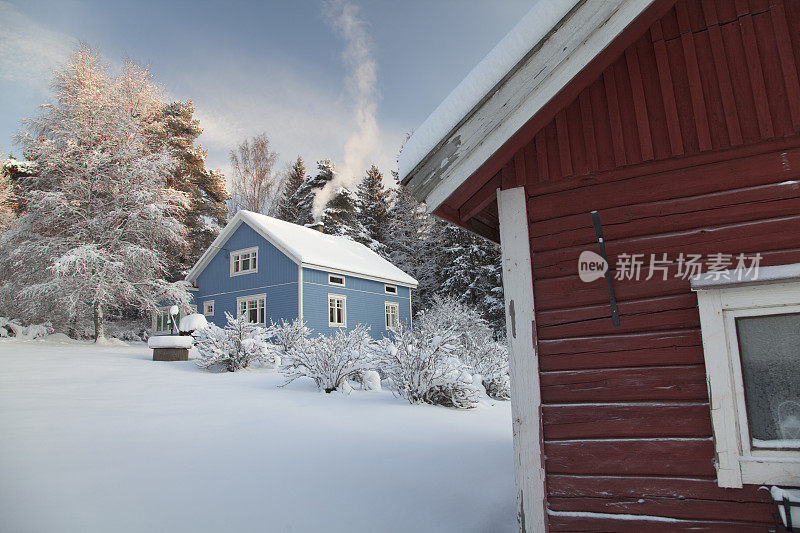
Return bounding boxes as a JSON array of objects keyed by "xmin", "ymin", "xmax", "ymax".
[
  {"xmin": 328, "ymin": 274, "xmax": 345, "ymax": 286},
  {"xmin": 385, "ymin": 302, "xmax": 399, "ymax": 329},
  {"xmin": 329, "ymin": 294, "xmax": 346, "ymax": 327},
  {"xmin": 384, "ymin": 284, "xmax": 397, "ymax": 295},
  {"xmin": 203, "ymin": 300, "xmax": 215, "ymax": 316},
  {"xmin": 237, "ymin": 294, "xmax": 266, "ymax": 324},
  {"xmin": 230, "ymin": 247, "xmax": 258, "ymax": 276}
]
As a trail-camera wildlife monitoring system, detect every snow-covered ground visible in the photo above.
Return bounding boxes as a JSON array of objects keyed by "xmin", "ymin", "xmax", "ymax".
[{"xmin": 0, "ymin": 337, "xmax": 515, "ymax": 533}]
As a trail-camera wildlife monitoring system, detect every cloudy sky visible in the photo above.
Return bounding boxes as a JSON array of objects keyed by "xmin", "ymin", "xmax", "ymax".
[{"xmin": 0, "ymin": 0, "xmax": 532, "ymax": 186}]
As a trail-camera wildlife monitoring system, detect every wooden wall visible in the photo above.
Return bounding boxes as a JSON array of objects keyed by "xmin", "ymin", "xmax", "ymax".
[{"xmin": 440, "ymin": 0, "xmax": 800, "ymax": 529}]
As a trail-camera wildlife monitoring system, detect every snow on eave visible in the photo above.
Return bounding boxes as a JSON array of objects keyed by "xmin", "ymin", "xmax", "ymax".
[
  {"xmin": 186, "ymin": 211, "xmax": 418, "ymax": 288},
  {"xmin": 399, "ymin": 0, "xmax": 657, "ymax": 213},
  {"xmin": 398, "ymin": 0, "xmax": 581, "ymax": 184},
  {"xmin": 691, "ymin": 263, "xmax": 800, "ymax": 290}
]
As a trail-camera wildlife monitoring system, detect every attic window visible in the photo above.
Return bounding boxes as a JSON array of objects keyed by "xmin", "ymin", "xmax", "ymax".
[
  {"xmin": 385, "ymin": 284, "xmax": 397, "ymax": 295},
  {"xmin": 328, "ymin": 274, "xmax": 345, "ymax": 286},
  {"xmin": 230, "ymin": 247, "xmax": 258, "ymax": 276}
]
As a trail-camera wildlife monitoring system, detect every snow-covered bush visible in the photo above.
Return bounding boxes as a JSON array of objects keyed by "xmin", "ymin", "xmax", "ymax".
[
  {"xmin": 416, "ymin": 296, "xmax": 511, "ymax": 401},
  {"xmin": 194, "ymin": 313, "xmax": 272, "ymax": 372},
  {"xmin": 281, "ymin": 325, "xmax": 372, "ymax": 393},
  {"xmin": 373, "ymin": 324, "xmax": 480, "ymax": 409},
  {"xmin": 0, "ymin": 317, "xmax": 53, "ymax": 340},
  {"xmin": 269, "ymin": 318, "xmax": 312, "ymax": 368}
]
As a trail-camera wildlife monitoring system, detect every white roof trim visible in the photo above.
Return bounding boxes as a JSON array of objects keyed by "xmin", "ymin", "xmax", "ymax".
[
  {"xmin": 400, "ymin": 0, "xmax": 655, "ymax": 212},
  {"xmin": 692, "ymin": 263, "xmax": 800, "ymax": 290}
]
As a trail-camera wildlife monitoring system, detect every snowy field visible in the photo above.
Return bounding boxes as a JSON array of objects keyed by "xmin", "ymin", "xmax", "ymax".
[{"xmin": 0, "ymin": 337, "xmax": 515, "ymax": 533}]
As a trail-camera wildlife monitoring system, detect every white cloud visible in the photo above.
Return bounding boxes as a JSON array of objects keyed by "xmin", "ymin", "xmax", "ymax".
[{"xmin": 0, "ymin": 1, "xmax": 75, "ymax": 90}]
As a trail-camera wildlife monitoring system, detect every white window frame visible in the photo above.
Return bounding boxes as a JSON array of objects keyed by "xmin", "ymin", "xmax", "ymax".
[
  {"xmin": 328, "ymin": 294, "xmax": 346, "ymax": 327},
  {"xmin": 328, "ymin": 274, "xmax": 345, "ymax": 287},
  {"xmin": 385, "ymin": 301, "xmax": 399, "ymax": 330},
  {"xmin": 153, "ymin": 306, "xmax": 173, "ymax": 334},
  {"xmin": 695, "ymin": 279, "xmax": 800, "ymax": 488},
  {"xmin": 230, "ymin": 246, "xmax": 258, "ymax": 277},
  {"xmin": 384, "ymin": 284, "xmax": 397, "ymax": 295},
  {"xmin": 236, "ymin": 294, "xmax": 266, "ymax": 325},
  {"xmin": 203, "ymin": 300, "xmax": 215, "ymax": 317}
]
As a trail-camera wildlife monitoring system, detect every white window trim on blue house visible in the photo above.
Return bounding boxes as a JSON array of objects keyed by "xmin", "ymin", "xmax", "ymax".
[
  {"xmin": 237, "ymin": 294, "xmax": 266, "ymax": 324},
  {"xmin": 384, "ymin": 284, "xmax": 397, "ymax": 295},
  {"xmin": 385, "ymin": 301, "xmax": 399, "ymax": 330},
  {"xmin": 230, "ymin": 246, "xmax": 258, "ymax": 277},
  {"xmin": 203, "ymin": 300, "xmax": 215, "ymax": 316},
  {"xmin": 328, "ymin": 273, "xmax": 345, "ymax": 286},
  {"xmin": 328, "ymin": 294, "xmax": 346, "ymax": 327}
]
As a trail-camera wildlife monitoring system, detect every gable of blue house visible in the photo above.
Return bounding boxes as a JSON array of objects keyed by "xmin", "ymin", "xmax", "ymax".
[
  {"xmin": 191, "ymin": 221, "xmax": 299, "ymax": 329},
  {"xmin": 185, "ymin": 213, "xmax": 416, "ymax": 339}
]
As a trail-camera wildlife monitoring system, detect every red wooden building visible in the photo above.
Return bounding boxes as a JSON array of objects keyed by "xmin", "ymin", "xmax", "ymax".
[{"xmin": 400, "ymin": 0, "xmax": 800, "ymax": 530}]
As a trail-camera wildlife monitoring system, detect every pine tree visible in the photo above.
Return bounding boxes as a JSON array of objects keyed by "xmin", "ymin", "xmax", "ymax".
[
  {"xmin": 275, "ymin": 156, "xmax": 306, "ymax": 223},
  {"xmin": 290, "ymin": 159, "xmax": 335, "ymax": 226},
  {"xmin": 355, "ymin": 164, "xmax": 390, "ymax": 254},
  {"xmin": 150, "ymin": 101, "xmax": 229, "ymax": 279},
  {"xmin": 0, "ymin": 45, "xmax": 190, "ymax": 340}
]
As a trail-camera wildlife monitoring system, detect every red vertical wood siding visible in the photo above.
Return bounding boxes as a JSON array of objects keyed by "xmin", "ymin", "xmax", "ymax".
[{"xmin": 439, "ymin": 0, "xmax": 800, "ymax": 529}]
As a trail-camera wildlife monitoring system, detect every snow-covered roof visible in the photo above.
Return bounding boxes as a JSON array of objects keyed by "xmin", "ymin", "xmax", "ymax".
[
  {"xmin": 186, "ymin": 211, "xmax": 418, "ymax": 287},
  {"xmin": 399, "ymin": 0, "xmax": 656, "ymax": 211},
  {"xmin": 399, "ymin": 0, "xmax": 579, "ymax": 181}
]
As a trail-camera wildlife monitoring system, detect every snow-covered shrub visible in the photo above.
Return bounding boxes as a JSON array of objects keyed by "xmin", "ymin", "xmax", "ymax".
[
  {"xmin": 0, "ymin": 317, "xmax": 53, "ymax": 340},
  {"xmin": 419, "ymin": 296, "xmax": 511, "ymax": 401},
  {"xmin": 269, "ymin": 318, "xmax": 312, "ymax": 368},
  {"xmin": 281, "ymin": 325, "xmax": 372, "ymax": 393},
  {"xmin": 194, "ymin": 313, "xmax": 273, "ymax": 372},
  {"xmin": 373, "ymin": 324, "xmax": 480, "ymax": 409}
]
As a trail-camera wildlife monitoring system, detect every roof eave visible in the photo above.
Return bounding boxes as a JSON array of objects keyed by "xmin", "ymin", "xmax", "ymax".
[{"xmin": 401, "ymin": 0, "xmax": 657, "ymax": 213}]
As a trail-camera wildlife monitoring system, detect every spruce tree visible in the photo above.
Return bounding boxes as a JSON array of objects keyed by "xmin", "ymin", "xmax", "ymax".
[
  {"xmin": 291, "ymin": 159, "xmax": 335, "ymax": 226},
  {"xmin": 355, "ymin": 164, "xmax": 390, "ymax": 254},
  {"xmin": 321, "ymin": 186, "xmax": 363, "ymax": 240},
  {"xmin": 275, "ymin": 156, "xmax": 306, "ymax": 223}
]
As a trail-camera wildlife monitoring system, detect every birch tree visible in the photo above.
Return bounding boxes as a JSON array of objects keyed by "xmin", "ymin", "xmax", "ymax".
[
  {"xmin": 229, "ymin": 133, "xmax": 282, "ymax": 215},
  {"xmin": 0, "ymin": 45, "xmax": 190, "ymax": 340}
]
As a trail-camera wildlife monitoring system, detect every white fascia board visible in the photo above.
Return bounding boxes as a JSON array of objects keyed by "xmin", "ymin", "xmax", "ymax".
[
  {"xmin": 300, "ymin": 263, "xmax": 419, "ymax": 289},
  {"xmin": 406, "ymin": 0, "xmax": 654, "ymax": 212}
]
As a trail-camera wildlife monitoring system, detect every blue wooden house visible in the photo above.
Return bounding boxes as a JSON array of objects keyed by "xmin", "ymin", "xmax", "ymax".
[{"xmin": 178, "ymin": 210, "xmax": 417, "ymax": 338}]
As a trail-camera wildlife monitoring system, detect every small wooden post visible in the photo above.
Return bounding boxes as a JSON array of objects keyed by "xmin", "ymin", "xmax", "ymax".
[{"xmin": 497, "ymin": 187, "xmax": 546, "ymax": 533}]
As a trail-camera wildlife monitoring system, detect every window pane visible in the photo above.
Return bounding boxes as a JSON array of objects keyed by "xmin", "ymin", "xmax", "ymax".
[
  {"xmin": 735, "ymin": 313, "xmax": 800, "ymax": 445},
  {"xmin": 251, "ymin": 253, "xmax": 257, "ymax": 269},
  {"xmin": 234, "ymin": 258, "xmax": 240, "ymax": 272},
  {"xmin": 241, "ymin": 256, "xmax": 250, "ymax": 270}
]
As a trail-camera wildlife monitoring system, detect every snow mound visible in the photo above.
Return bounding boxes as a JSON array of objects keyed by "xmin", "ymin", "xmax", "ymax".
[
  {"xmin": 148, "ymin": 336, "xmax": 192, "ymax": 349},
  {"xmin": 42, "ymin": 333, "xmax": 81, "ymax": 345},
  {"xmin": 361, "ymin": 370, "xmax": 381, "ymax": 391},
  {"xmin": 179, "ymin": 313, "xmax": 207, "ymax": 332},
  {"xmin": 399, "ymin": 0, "xmax": 579, "ymax": 180}
]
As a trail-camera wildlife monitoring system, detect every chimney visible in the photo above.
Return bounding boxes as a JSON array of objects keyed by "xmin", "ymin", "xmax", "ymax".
[{"xmin": 305, "ymin": 221, "xmax": 324, "ymax": 233}]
